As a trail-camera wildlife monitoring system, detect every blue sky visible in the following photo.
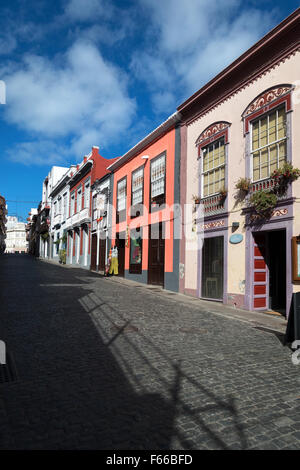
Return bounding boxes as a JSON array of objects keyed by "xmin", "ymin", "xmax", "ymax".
[{"xmin": 0, "ymin": 0, "xmax": 298, "ymax": 221}]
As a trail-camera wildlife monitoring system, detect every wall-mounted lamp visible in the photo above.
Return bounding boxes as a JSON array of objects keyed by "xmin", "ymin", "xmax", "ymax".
[
  {"xmin": 232, "ymin": 221, "xmax": 240, "ymax": 232},
  {"xmin": 141, "ymin": 155, "xmax": 149, "ymax": 160}
]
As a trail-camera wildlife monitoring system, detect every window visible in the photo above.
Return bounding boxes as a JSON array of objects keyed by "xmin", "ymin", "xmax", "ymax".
[
  {"xmin": 150, "ymin": 154, "xmax": 166, "ymax": 210},
  {"xmin": 70, "ymin": 193, "xmax": 75, "ymax": 216},
  {"xmin": 131, "ymin": 166, "xmax": 144, "ymax": 217},
  {"xmin": 53, "ymin": 201, "xmax": 57, "ymax": 216},
  {"xmin": 84, "ymin": 182, "xmax": 90, "ymax": 209},
  {"xmin": 92, "ymin": 195, "xmax": 97, "ymax": 221},
  {"xmin": 117, "ymin": 178, "xmax": 127, "ymax": 223},
  {"xmin": 251, "ymin": 106, "xmax": 286, "ymax": 181},
  {"xmin": 63, "ymin": 193, "xmax": 67, "ymax": 218},
  {"xmin": 77, "ymin": 187, "xmax": 82, "ymax": 212},
  {"xmin": 202, "ymin": 138, "xmax": 225, "ymax": 197},
  {"xmin": 58, "ymin": 197, "xmax": 62, "ymax": 215},
  {"xmin": 129, "ymin": 228, "xmax": 142, "ymax": 274}
]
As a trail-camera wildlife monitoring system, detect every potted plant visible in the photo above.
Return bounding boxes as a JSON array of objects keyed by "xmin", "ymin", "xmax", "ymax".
[
  {"xmin": 235, "ymin": 177, "xmax": 251, "ymax": 194},
  {"xmin": 272, "ymin": 162, "xmax": 300, "ymax": 195},
  {"xmin": 249, "ymin": 190, "xmax": 277, "ymax": 217},
  {"xmin": 219, "ymin": 186, "xmax": 228, "ymax": 199}
]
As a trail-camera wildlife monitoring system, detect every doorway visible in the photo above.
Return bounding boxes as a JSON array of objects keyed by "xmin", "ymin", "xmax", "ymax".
[
  {"xmin": 201, "ymin": 236, "xmax": 224, "ymax": 300},
  {"xmin": 253, "ymin": 230, "xmax": 286, "ymax": 315},
  {"xmin": 148, "ymin": 222, "xmax": 165, "ymax": 287},
  {"xmin": 116, "ymin": 233, "xmax": 125, "ymax": 277},
  {"xmin": 90, "ymin": 234, "xmax": 97, "ymax": 270},
  {"xmin": 98, "ymin": 237, "xmax": 106, "ymax": 271}
]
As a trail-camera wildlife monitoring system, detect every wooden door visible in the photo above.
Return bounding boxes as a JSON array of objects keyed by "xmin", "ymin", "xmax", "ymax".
[
  {"xmin": 90, "ymin": 234, "xmax": 97, "ymax": 271},
  {"xmin": 253, "ymin": 233, "xmax": 268, "ymax": 310},
  {"xmin": 148, "ymin": 222, "xmax": 165, "ymax": 286},
  {"xmin": 116, "ymin": 233, "xmax": 125, "ymax": 277},
  {"xmin": 98, "ymin": 238, "xmax": 106, "ymax": 271}
]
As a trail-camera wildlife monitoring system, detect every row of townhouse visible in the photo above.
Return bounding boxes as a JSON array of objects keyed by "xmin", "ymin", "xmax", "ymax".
[{"xmin": 32, "ymin": 9, "xmax": 300, "ymax": 319}]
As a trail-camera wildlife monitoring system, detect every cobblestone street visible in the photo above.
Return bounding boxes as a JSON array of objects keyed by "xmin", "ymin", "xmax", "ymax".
[{"xmin": 0, "ymin": 254, "xmax": 299, "ymax": 450}]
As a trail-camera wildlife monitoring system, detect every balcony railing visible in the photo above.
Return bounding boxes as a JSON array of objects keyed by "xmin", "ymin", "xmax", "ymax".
[
  {"xmin": 65, "ymin": 207, "xmax": 90, "ymax": 229},
  {"xmin": 200, "ymin": 193, "xmax": 226, "ymax": 215},
  {"xmin": 249, "ymin": 177, "xmax": 287, "ymax": 201}
]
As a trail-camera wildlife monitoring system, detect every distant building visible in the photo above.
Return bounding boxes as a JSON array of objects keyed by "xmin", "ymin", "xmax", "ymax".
[
  {"xmin": 5, "ymin": 216, "xmax": 28, "ymax": 253},
  {"xmin": 25, "ymin": 208, "xmax": 39, "ymax": 256}
]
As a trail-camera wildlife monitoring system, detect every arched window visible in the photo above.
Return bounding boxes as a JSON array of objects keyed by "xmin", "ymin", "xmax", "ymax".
[
  {"xmin": 242, "ymin": 85, "xmax": 292, "ymax": 182},
  {"xmin": 196, "ymin": 122, "xmax": 230, "ymax": 198}
]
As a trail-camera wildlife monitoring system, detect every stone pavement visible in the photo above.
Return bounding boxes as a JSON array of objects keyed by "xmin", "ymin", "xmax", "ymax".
[{"xmin": 0, "ymin": 254, "xmax": 299, "ymax": 450}]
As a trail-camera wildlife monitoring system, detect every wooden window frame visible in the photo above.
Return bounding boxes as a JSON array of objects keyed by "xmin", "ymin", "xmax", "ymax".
[
  {"xmin": 116, "ymin": 176, "xmax": 127, "ymax": 224},
  {"xmin": 250, "ymin": 105, "xmax": 287, "ymax": 183},
  {"xmin": 131, "ymin": 165, "xmax": 144, "ymax": 219},
  {"xmin": 150, "ymin": 152, "xmax": 166, "ymax": 213},
  {"xmin": 201, "ymin": 137, "xmax": 226, "ymax": 198}
]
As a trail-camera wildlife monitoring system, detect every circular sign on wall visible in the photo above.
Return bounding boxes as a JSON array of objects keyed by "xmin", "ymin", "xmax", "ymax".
[{"xmin": 229, "ymin": 233, "xmax": 243, "ymax": 244}]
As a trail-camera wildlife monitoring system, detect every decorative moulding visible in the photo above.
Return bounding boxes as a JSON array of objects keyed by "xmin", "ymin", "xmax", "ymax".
[
  {"xmin": 195, "ymin": 121, "xmax": 231, "ymax": 148},
  {"xmin": 242, "ymin": 85, "xmax": 292, "ymax": 118}
]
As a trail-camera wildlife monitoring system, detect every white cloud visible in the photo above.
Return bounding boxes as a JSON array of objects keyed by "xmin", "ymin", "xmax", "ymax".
[
  {"xmin": 151, "ymin": 91, "xmax": 176, "ymax": 115},
  {"xmin": 64, "ymin": 0, "xmax": 113, "ymax": 22},
  {"xmin": 4, "ymin": 40, "xmax": 136, "ymax": 162},
  {"xmin": 130, "ymin": 53, "xmax": 173, "ymax": 90},
  {"xmin": 6, "ymin": 140, "xmax": 69, "ymax": 166},
  {"xmin": 0, "ymin": 33, "xmax": 17, "ymax": 55},
  {"xmin": 136, "ymin": 0, "xmax": 278, "ymax": 97}
]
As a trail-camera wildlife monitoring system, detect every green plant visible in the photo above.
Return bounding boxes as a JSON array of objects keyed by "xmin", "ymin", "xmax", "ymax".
[
  {"xmin": 59, "ymin": 249, "xmax": 66, "ymax": 264},
  {"xmin": 272, "ymin": 162, "xmax": 300, "ymax": 195},
  {"xmin": 40, "ymin": 232, "xmax": 49, "ymax": 240},
  {"xmin": 235, "ymin": 177, "xmax": 251, "ymax": 193},
  {"xmin": 249, "ymin": 190, "xmax": 277, "ymax": 216}
]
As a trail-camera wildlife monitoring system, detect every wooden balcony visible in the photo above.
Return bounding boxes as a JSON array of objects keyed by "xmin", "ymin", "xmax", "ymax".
[{"xmin": 200, "ymin": 193, "xmax": 226, "ymax": 215}]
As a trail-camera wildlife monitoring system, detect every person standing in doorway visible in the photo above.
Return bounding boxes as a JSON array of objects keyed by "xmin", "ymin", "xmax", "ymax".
[{"xmin": 109, "ymin": 244, "xmax": 118, "ymax": 275}]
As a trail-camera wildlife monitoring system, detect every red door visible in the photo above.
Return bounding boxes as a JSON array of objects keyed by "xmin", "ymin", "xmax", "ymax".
[
  {"xmin": 148, "ymin": 222, "xmax": 165, "ymax": 287},
  {"xmin": 253, "ymin": 233, "xmax": 268, "ymax": 310}
]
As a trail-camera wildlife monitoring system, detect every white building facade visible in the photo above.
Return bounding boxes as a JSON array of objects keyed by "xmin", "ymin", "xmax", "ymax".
[
  {"xmin": 90, "ymin": 174, "xmax": 113, "ymax": 272},
  {"xmin": 5, "ymin": 216, "xmax": 28, "ymax": 253},
  {"xmin": 39, "ymin": 166, "xmax": 69, "ymax": 259},
  {"xmin": 49, "ymin": 166, "xmax": 76, "ymax": 263}
]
